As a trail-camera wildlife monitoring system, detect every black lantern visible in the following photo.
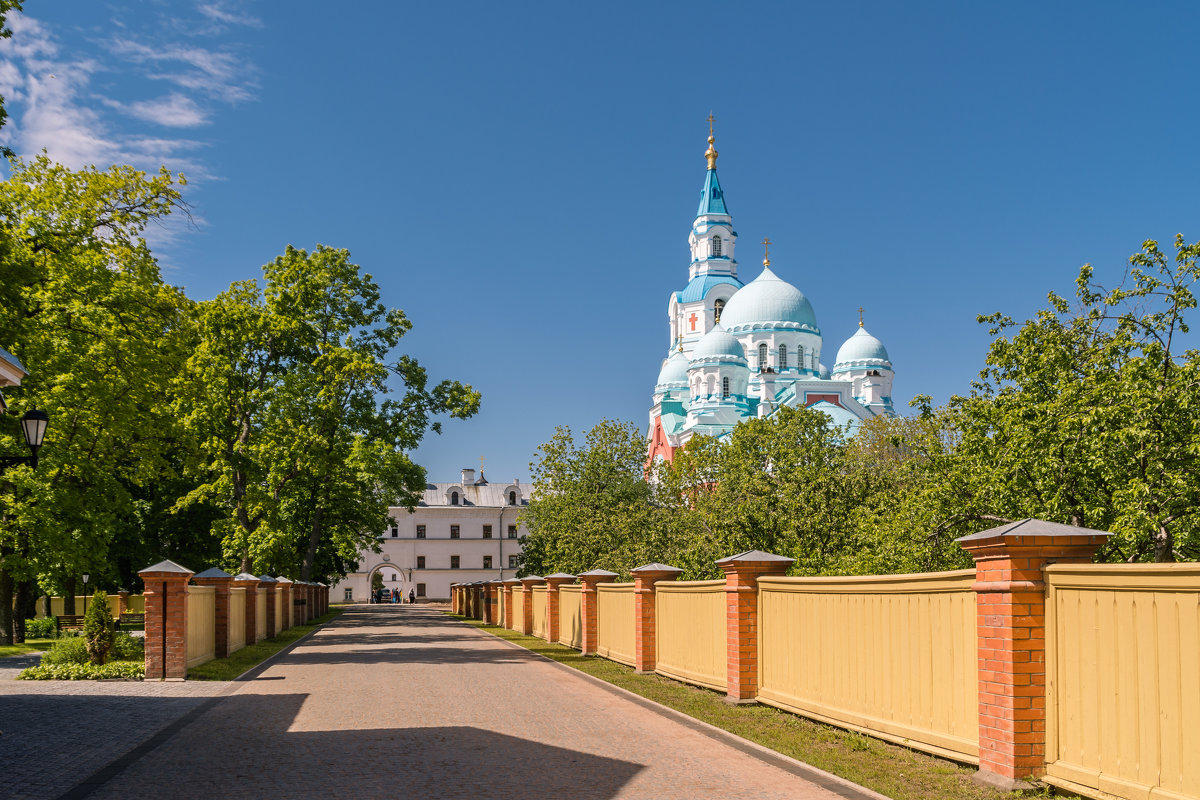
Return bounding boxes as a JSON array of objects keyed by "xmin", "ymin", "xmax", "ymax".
[{"xmin": 1, "ymin": 408, "xmax": 49, "ymax": 471}]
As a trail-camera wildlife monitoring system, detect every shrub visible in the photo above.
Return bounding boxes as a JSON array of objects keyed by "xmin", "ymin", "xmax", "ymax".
[
  {"xmin": 83, "ymin": 591, "xmax": 116, "ymax": 665},
  {"xmin": 17, "ymin": 661, "xmax": 144, "ymax": 680},
  {"xmin": 40, "ymin": 635, "xmax": 89, "ymax": 665},
  {"xmin": 23, "ymin": 617, "xmax": 57, "ymax": 638},
  {"xmin": 110, "ymin": 632, "xmax": 144, "ymax": 661}
]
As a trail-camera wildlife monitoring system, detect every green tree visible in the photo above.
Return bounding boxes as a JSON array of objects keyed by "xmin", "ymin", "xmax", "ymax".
[
  {"xmin": 178, "ymin": 245, "xmax": 480, "ymax": 582},
  {"xmin": 83, "ymin": 590, "xmax": 115, "ymax": 665},
  {"xmin": 0, "ymin": 156, "xmax": 190, "ymax": 645}
]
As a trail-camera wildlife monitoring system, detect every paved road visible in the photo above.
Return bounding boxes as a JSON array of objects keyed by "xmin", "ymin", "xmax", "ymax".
[{"xmin": 2, "ymin": 606, "xmax": 882, "ymax": 800}]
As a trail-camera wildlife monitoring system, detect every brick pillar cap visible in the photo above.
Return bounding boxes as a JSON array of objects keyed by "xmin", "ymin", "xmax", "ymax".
[
  {"xmin": 715, "ymin": 550, "xmax": 794, "ymax": 566},
  {"xmin": 579, "ymin": 569, "xmax": 618, "ymax": 578},
  {"xmin": 194, "ymin": 567, "xmax": 233, "ymax": 580},
  {"xmin": 256, "ymin": 574, "xmax": 278, "ymax": 583},
  {"xmin": 233, "ymin": 573, "xmax": 260, "ymax": 584},
  {"xmin": 274, "ymin": 576, "xmax": 293, "ymax": 584},
  {"xmin": 139, "ymin": 559, "xmax": 194, "ymax": 578},
  {"xmin": 502, "ymin": 578, "xmax": 523, "ymax": 585},
  {"xmin": 487, "ymin": 580, "xmax": 505, "ymax": 586},
  {"xmin": 520, "ymin": 576, "xmax": 545, "ymax": 586},
  {"xmin": 545, "ymin": 573, "xmax": 576, "ymax": 583},
  {"xmin": 631, "ymin": 562, "xmax": 683, "ymax": 574},
  {"xmin": 956, "ymin": 518, "xmax": 1110, "ymax": 547},
  {"xmin": 117, "ymin": 589, "xmax": 130, "ymax": 595}
]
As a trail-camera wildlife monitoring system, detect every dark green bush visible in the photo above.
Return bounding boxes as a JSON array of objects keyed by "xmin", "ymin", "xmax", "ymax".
[
  {"xmin": 83, "ymin": 590, "xmax": 115, "ymax": 665},
  {"xmin": 23, "ymin": 617, "xmax": 58, "ymax": 638},
  {"xmin": 40, "ymin": 635, "xmax": 89, "ymax": 665},
  {"xmin": 17, "ymin": 662, "xmax": 144, "ymax": 680},
  {"xmin": 110, "ymin": 632, "xmax": 144, "ymax": 661}
]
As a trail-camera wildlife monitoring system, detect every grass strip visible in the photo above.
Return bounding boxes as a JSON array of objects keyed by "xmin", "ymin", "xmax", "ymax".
[
  {"xmin": 188, "ymin": 608, "xmax": 342, "ymax": 681},
  {"xmin": 451, "ymin": 615, "xmax": 1070, "ymax": 800},
  {"xmin": 0, "ymin": 637, "xmax": 56, "ymax": 658}
]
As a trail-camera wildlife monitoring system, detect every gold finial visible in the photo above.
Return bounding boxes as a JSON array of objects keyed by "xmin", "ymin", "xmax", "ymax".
[
  {"xmin": 857, "ymin": 306, "xmax": 864, "ymax": 327},
  {"xmin": 704, "ymin": 112, "xmax": 718, "ymax": 170},
  {"xmin": 676, "ymin": 335, "xmax": 684, "ymax": 353},
  {"xmin": 762, "ymin": 237, "xmax": 771, "ymax": 267},
  {"xmin": 480, "ymin": 455, "xmax": 485, "ymax": 472}
]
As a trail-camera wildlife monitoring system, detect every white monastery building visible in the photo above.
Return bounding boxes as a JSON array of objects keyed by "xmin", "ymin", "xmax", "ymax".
[
  {"xmin": 647, "ymin": 124, "xmax": 896, "ymax": 466},
  {"xmin": 332, "ymin": 468, "xmax": 530, "ymax": 603}
]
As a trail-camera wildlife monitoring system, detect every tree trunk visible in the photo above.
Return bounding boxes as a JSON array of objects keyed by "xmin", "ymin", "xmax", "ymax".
[
  {"xmin": 13, "ymin": 579, "xmax": 37, "ymax": 643},
  {"xmin": 63, "ymin": 577, "xmax": 76, "ymax": 614},
  {"xmin": 1155, "ymin": 524, "xmax": 1175, "ymax": 563},
  {"xmin": 0, "ymin": 565, "xmax": 13, "ymax": 646},
  {"xmin": 42, "ymin": 593, "xmax": 51, "ymax": 618}
]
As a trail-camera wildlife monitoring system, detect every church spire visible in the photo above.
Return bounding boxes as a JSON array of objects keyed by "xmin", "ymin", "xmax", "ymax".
[
  {"xmin": 705, "ymin": 112, "xmax": 718, "ymax": 170},
  {"xmin": 697, "ymin": 113, "xmax": 728, "ymax": 217}
]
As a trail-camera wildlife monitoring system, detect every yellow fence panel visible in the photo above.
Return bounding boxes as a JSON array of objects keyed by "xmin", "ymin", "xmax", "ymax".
[
  {"xmin": 185, "ymin": 585, "xmax": 216, "ymax": 669},
  {"xmin": 597, "ymin": 583, "xmax": 635, "ymax": 666},
  {"xmin": 274, "ymin": 588, "xmax": 284, "ymax": 632},
  {"xmin": 228, "ymin": 587, "xmax": 246, "ymax": 653},
  {"xmin": 40, "ymin": 595, "xmax": 137, "ymax": 618},
  {"xmin": 125, "ymin": 595, "xmax": 145, "ymax": 614},
  {"xmin": 655, "ymin": 580, "xmax": 726, "ymax": 690},
  {"xmin": 510, "ymin": 586, "xmax": 523, "ymax": 631},
  {"xmin": 1045, "ymin": 564, "xmax": 1200, "ymax": 800},
  {"xmin": 531, "ymin": 586, "xmax": 548, "ymax": 639},
  {"xmin": 757, "ymin": 571, "xmax": 978, "ymax": 763},
  {"xmin": 255, "ymin": 590, "xmax": 267, "ymax": 641},
  {"xmin": 558, "ymin": 585, "xmax": 582, "ymax": 649}
]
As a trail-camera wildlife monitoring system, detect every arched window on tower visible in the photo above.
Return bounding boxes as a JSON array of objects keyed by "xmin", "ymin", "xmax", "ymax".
[
  {"xmin": 778, "ymin": 345, "xmax": 788, "ymax": 370},
  {"xmin": 711, "ymin": 235, "xmax": 722, "ymax": 257},
  {"xmin": 451, "ymin": 492, "xmax": 459, "ymax": 506},
  {"xmin": 722, "ymin": 376, "xmax": 730, "ymax": 398},
  {"xmin": 758, "ymin": 343, "xmax": 768, "ymax": 372},
  {"xmin": 797, "ymin": 346, "xmax": 805, "ymax": 371},
  {"xmin": 714, "ymin": 298, "xmax": 725, "ymax": 323},
  {"xmin": 508, "ymin": 490, "xmax": 516, "ymax": 505}
]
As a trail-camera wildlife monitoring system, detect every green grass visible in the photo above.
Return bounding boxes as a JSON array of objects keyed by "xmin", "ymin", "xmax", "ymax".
[
  {"xmin": 450, "ymin": 615, "xmax": 1076, "ymax": 800},
  {"xmin": 0, "ymin": 638, "xmax": 56, "ymax": 659},
  {"xmin": 187, "ymin": 608, "xmax": 342, "ymax": 681}
]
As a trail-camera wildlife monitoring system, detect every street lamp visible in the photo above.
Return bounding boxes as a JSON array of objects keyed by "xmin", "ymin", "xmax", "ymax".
[
  {"xmin": 82, "ymin": 573, "xmax": 89, "ymax": 615},
  {"xmin": 0, "ymin": 409, "xmax": 49, "ymax": 471}
]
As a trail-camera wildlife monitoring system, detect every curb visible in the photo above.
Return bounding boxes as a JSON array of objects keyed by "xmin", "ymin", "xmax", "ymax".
[{"xmin": 446, "ymin": 613, "xmax": 892, "ymax": 800}]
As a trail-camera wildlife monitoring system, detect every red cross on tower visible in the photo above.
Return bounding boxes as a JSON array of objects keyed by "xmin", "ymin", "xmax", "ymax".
[{"xmin": 688, "ymin": 312, "xmax": 698, "ymax": 331}]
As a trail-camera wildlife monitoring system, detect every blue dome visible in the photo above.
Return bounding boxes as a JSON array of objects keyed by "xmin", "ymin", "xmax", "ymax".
[
  {"xmin": 689, "ymin": 324, "xmax": 746, "ymax": 363},
  {"xmin": 833, "ymin": 327, "xmax": 891, "ymax": 373},
  {"xmin": 718, "ymin": 266, "xmax": 818, "ymax": 332},
  {"xmin": 655, "ymin": 350, "xmax": 690, "ymax": 389}
]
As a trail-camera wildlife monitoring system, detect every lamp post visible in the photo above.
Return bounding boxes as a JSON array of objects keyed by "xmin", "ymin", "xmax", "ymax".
[
  {"xmin": 82, "ymin": 573, "xmax": 89, "ymax": 615},
  {"xmin": 0, "ymin": 409, "xmax": 49, "ymax": 471}
]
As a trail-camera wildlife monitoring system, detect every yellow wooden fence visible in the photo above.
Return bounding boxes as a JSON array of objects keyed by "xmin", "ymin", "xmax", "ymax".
[
  {"xmin": 228, "ymin": 587, "xmax": 246, "ymax": 653},
  {"xmin": 36, "ymin": 595, "xmax": 145, "ymax": 618},
  {"xmin": 255, "ymin": 590, "xmax": 267, "ymax": 641},
  {"xmin": 1045, "ymin": 564, "xmax": 1200, "ymax": 800},
  {"xmin": 655, "ymin": 580, "xmax": 726, "ymax": 690},
  {"xmin": 510, "ymin": 586, "xmax": 524, "ymax": 631},
  {"xmin": 596, "ymin": 583, "xmax": 635, "ymax": 666},
  {"xmin": 185, "ymin": 585, "xmax": 216, "ymax": 668},
  {"xmin": 531, "ymin": 586, "xmax": 548, "ymax": 639},
  {"xmin": 558, "ymin": 585, "xmax": 582, "ymax": 649},
  {"xmin": 757, "ymin": 570, "xmax": 979, "ymax": 762}
]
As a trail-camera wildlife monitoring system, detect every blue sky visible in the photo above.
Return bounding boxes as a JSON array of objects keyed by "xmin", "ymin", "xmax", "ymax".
[{"xmin": 2, "ymin": 2, "xmax": 1198, "ymax": 483}]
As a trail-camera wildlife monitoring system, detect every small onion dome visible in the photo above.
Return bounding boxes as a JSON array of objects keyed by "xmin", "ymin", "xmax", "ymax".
[
  {"xmin": 718, "ymin": 266, "xmax": 818, "ymax": 332},
  {"xmin": 655, "ymin": 349, "xmax": 690, "ymax": 391},
  {"xmin": 833, "ymin": 326, "xmax": 892, "ymax": 374},
  {"xmin": 689, "ymin": 323, "xmax": 747, "ymax": 365},
  {"xmin": 818, "ymin": 363, "xmax": 831, "ymax": 379}
]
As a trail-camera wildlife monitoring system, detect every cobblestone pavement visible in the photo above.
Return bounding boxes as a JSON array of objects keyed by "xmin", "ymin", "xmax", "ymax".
[{"xmin": 5, "ymin": 606, "xmax": 883, "ymax": 800}]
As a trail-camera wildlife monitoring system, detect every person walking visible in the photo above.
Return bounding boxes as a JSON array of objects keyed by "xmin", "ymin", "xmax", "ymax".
[{"xmin": 409, "ymin": 588, "xmax": 415, "ymax": 604}]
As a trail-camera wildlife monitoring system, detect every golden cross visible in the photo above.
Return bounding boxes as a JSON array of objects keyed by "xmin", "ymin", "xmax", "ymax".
[
  {"xmin": 479, "ymin": 455, "xmax": 485, "ymax": 472},
  {"xmin": 857, "ymin": 306, "xmax": 864, "ymax": 327},
  {"xmin": 762, "ymin": 237, "xmax": 771, "ymax": 266},
  {"xmin": 707, "ymin": 112, "xmax": 715, "ymax": 138}
]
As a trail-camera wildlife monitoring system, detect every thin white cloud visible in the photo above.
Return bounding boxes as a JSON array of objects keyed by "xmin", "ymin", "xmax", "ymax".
[
  {"xmin": 124, "ymin": 93, "xmax": 210, "ymax": 127},
  {"xmin": 197, "ymin": 2, "xmax": 262, "ymax": 29},
  {"xmin": 108, "ymin": 38, "xmax": 256, "ymax": 103}
]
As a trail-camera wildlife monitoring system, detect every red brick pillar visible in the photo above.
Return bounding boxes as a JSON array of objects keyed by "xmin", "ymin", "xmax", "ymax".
[
  {"xmin": 258, "ymin": 576, "xmax": 277, "ymax": 638},
  {"xmin": 717, "ymin": 550, "xmax": 794, "ymax": 703},
  {"xmin": 544, "ymin": 573, "xmax": 576, "ymax": 644},
  {"xmin": 631, "ymin": 563, "xmax": 683, "ymax": 673},
  {"xmin": 193, "ymin": 568, "xmax": 234, "ymax": 659},
  {"xmin": 502, "ymin": 579, "xmax": 521, "ymax": 628},
  {"xmin": 520, "ymin": 576, "xmax": 544, "ymax": 634},
  {"xmin": 306, "ymin": 583, "xmax": 315, "ymax": 622},
  {"xmin": 235, "ymin": 573, "xmax": 260, "ymax": 645},
  {"xmin": 319, "ymin": 583, "xmax": 327, "ymax": 616},
  {"xmin": 578, "ymin": 569, "xmax": 617, "ymax": 655},
  {"xmin": 276, "ymin": 578, "xmax": 293, "ymax": 631},
  {"xmin": 958, "ymin": 520, "xmax": 1108, "ymax": 789},
  {"xmin": 117, "ymin": 590, "xmax": 131, "ymax": 616},
  {"xmin": 139, "ymin": 560, "xmax": 194, "ymax": 681}
]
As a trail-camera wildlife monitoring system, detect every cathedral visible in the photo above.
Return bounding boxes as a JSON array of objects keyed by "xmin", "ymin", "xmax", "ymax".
[{"xmin": 646, "ymin": 125, "xmax": 896, "ymax": 465}]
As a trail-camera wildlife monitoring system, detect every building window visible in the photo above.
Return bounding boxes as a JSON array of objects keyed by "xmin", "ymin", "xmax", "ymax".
[
  {"xmin": 714, "ymin": 298, "xmax": 725, "ymax": 323},
  {"xmin": 798, "ymin": 346, "xmax": 805, "ymax": 370},
  {"xmin": 507, "ymin": 525, "xmax": 517, "ymax": 539},
  {"xmin": 722, "ymin": 376, "xmax": 730, "ymax": 398},
  {"xmin": 416, "ymin": 525, "xmax": 426, "ymax": 539},
  {"xmin": 509, "ymin": 555, "xmax": 518, "ymax": 568},
  {"xmin": 779, "ymin": 344, "xmax": 788, "ymax": 369},
  {"xmin": 450, "ymin": 556, "xmax": 460, "ymax": 569},
  {"xmin": 417, "ymin": 556, "xmax": 425, "ymax": 569},
  {"xmin": 483, "ymin": 525, "xmax": 492, "ymax": 539},
  {"xmin": 508, "ymin": 491, "xmax": 516, "ymax": 505},
  {"xmin": 758, "ymin": 343, "xmax": 768, "ymax": 371},
  {"xmin": 483, "ymin": 556, "xmax": 493, "ymax": 569},
  {"xmin": 391, "ymin": 573, "xmax": 397, "ymax": 581},
  {"xmin": 417, "ymin": 583, "xmax": 426, "ymax": 597},
  {"xmin": 450, "ymin": 525, "xmax": 460, "ymax": 539},
  {"xmin": 390, "ymin": 525, "xmax": 398, "ymax": 538},
  {"xmin": 451, "ymin": 491, "xmax": 459, "ymax": 505},
  {"xmin": 711, "ymin": 235, "xmax": 722, "ymax": 256},
  {"xmin": 343, "ymin": 588, "xmax": 353, "ymax": 601}
]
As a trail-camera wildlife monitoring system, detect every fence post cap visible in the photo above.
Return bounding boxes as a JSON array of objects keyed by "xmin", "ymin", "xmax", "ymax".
[
  {"xmin": 193, "ymin": 567, "xmax": 233, "ymax": 580},
  {"xmin": 501, "ymin": 578, "xmax": 523, "ymax": 585},
  {"xmin": 274, "ymin": 576, "xmax": 293, "ymax": 584},
  {"xmin": 578, "ymin": 569, "xmax": 619, "ymax": 578},
  {"xmin": 715, "ymin": 550, "xmax": 794, "ymax": 565},
  {"xmin": 139, "ymin": 559, "xmax": 194, "ymax": 578},
  {"xmin": 256, "ymin": 574, "xmax": 278, "ymax": 583},
  {"xmin": 956, "ymin": 518, "xmax": 1110, "ymax": 545}
]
